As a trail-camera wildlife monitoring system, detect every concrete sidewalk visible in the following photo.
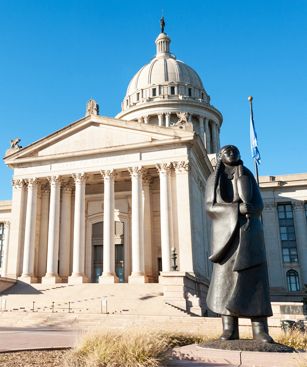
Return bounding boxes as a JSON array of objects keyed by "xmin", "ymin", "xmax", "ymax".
[
  {"xmin": 172, "ymin": 344, "xmax": 307, "ymax": 367},
  {"xmin": 0, "ymin": 327, "xmax": 79, "ymax": 352},
  {"xmin": 0, "ymin": 327, "xmax": 305, "ymax": 367}
]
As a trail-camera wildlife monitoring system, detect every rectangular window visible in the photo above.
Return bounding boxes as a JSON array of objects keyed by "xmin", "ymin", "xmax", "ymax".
[
  {"xmin": 170, "ymin": 86, "xmax": 175, "ymax": 95},
  {"xmin": 0, "ymin": 223, "xmax": 4, "ymax": 268},
  {"xmin": 152, "ymin": 88, "xmax": 156, "ymax": 97},
  {"xmin": 188, "ymin": 88, "xmax": 192, "ymax": 97},
  {"xmin": 277, "ymin": 204, "xmax": 298, "ymax": 263},
  {"xmin": 136, "ymin": 92, "xmax": 140, "ymax": 101}
]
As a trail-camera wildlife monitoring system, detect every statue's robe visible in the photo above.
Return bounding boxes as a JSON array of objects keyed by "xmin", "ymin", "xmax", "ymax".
[{"xmin": 205, "ymin": 166, "xmax": 272, "ymax": 317}]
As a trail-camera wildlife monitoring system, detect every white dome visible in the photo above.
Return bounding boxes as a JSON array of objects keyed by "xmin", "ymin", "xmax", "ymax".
[
  {"xmin": 126, "ymin": 57, "xmax": 205, "ymax": 96},
  {"xmin": 116, "ymin": 25, "xmax": 223, "ymax": 156},
  {"xmin": 118, "ymin": 32, "xmax": 210, "ymax": 114}
]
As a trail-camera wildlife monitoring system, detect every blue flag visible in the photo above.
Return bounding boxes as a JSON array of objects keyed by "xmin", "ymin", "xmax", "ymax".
[{"xmin": 250, "ymin": 106, "xmax": 261, "ymax": 165}]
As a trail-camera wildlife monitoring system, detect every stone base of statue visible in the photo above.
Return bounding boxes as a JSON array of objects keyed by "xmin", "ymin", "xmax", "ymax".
[{"xmin": 200, "ymin": 339, "xmax": 295, "ymax": 352}]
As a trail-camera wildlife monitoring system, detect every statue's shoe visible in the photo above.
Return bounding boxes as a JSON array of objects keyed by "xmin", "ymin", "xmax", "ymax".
[
  {"xmin": 253, "ymin": 332, "xmax": 274, "ymax": 343},
  {"xmin": 220, "ymin": 329, "xmax": 239, "ymax": 341}
]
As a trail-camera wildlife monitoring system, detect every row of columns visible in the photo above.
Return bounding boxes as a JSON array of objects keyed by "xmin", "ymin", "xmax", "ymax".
[
  {"xmin": 198, "ymin": 116, "xmax": 220, "ymax": 153},
  {"xmin": 12, "ymin": 162, "xmax": 181, "ymax": 284},
  {"xmin": 139, "ymin": 113, "xmax": 171, "ymax": 127},
  {"xmin": 138, "ymin": 113, "xmax": 220, "ymax": 153}
]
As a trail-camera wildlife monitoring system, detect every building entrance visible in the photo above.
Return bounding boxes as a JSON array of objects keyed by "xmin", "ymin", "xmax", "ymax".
[{"xmin": 91, "ymin": 221, "xmax": 125, "ymax": 283}]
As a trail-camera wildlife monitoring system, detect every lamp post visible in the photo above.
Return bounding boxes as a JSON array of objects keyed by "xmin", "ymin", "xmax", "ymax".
[{"xmin": 171, "ymin": 247, "xmax": 178, "ymax": 271}]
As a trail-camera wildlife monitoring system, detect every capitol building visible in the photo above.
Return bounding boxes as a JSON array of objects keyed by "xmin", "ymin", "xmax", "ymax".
[{"xmin": 0, "ymin": 23, "xmax": 306, "ymax": 314}]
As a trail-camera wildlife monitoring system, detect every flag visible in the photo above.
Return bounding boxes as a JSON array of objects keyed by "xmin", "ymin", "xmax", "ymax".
[{"xmin": 249, "ymin": 102, "xmax": 261, "ymax": 165}]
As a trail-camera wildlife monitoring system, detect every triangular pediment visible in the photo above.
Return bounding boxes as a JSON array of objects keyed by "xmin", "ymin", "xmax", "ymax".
[{"xmin": 4, "ymin": 115, "xmax": 194, "ymax": 165}]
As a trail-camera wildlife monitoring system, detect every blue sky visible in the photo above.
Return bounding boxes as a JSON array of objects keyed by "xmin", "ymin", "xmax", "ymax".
[{"xmin": 0, "ymin": 0, "xmax": 306, "ymax": 199}]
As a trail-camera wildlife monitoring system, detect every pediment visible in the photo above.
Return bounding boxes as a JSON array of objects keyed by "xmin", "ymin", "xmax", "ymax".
[{"xmin": 4, "ymin": 115, "xmax": 193, "ymax": 165}]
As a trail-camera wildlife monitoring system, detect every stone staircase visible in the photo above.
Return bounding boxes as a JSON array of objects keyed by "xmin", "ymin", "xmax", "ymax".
[
  {"xmin": 0, "ymin": 282, "xmax": 193, "ymax": 327},
  {"xmin": 0, "ymin": 282, "xmax": 285, "ymax": 338}
]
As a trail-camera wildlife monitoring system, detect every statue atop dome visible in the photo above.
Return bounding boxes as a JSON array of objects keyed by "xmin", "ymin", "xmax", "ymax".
[{"xmin": 160, "ymin": 16, "xmax": 165, "ymax": 33}]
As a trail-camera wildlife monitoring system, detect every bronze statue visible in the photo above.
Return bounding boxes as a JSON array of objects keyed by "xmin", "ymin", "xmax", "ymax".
[
  {"xmin": 160, "ymin": 16, "xmax": 165, "ymax": 33},
  {"xmin": 205, "ymin": 145, "xmax": 273, "ymax": 343}
]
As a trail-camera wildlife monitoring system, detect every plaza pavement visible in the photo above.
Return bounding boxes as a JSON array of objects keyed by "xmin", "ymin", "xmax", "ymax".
[{"xmin": 0, "ymin": 326, "xmax": 305, "ymax": 367}]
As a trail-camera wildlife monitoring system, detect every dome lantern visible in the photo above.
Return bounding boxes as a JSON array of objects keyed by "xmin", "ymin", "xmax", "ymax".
[{"xmin": 155, "ymin": 32, "xmax": 171, "ymax": 57}]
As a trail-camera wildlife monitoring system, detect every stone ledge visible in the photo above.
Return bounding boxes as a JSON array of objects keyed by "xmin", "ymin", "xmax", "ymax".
[{"xmin": 172, "ymin": 343, "xmax": 306, "ymax": 367}]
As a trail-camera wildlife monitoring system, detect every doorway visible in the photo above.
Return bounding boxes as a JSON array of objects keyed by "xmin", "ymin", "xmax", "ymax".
[{"xmin": 91, "ymin": 221, "xmax": 125, "ymax": 283}]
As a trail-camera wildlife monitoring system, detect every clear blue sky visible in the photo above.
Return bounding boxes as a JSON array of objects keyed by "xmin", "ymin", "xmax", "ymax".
[{"xmin": 1, "ymin": 0, "xmax": 306, "ymax": 199}]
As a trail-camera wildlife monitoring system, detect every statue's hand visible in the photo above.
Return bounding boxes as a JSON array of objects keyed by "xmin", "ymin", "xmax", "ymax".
[{"xmin": 239, "ymin": 203, "xmax": 255, "ymax": 215}]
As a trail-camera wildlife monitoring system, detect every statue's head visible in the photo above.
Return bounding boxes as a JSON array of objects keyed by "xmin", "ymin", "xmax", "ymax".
[{"xmin": 219, "ymin": 145, "xmax": 241, "ymax": 166}]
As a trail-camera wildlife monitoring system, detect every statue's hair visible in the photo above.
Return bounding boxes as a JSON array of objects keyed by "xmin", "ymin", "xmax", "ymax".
[{"xmin": 212, "ymin": 145, "xmax": 242, "ymax": 205}]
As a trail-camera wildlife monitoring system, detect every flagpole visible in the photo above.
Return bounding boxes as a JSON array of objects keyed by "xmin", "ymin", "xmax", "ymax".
[{"xmin": 248, "ymin": 95, "xmax": 260, "ymax": 186}]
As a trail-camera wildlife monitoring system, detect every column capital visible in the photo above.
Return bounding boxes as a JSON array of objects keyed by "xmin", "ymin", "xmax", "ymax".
[
  {"xmin": 173, "ymin": 160, "xmax": 190, "ymax": 173},
  {"xmin": 142, "ymin": 174, "xmax": 153, "ymax": 186},
  {"xmin": 100, "ymin": 169, "xmax": 115, "ymax": 179},
  {"xmin": 72, "ymin": 173, "xmax": 86, "ymax": 183},
  {"xmin": 156, "ymin": 162, "xmax": 172, "ymax": 173},
  {"xmin": 128, "ymin": 166, "xmax": 144, "ymax": 177},
  {"xmin": 41, "ymin": 182, "xmax": 50, "ymax": 194},
  {"xmin": 12, "ymin": 178, "xmax": 24, "ymax": 189},
  {"xmin": 48, "ymin": 175, "xmax": 61, "ymax": 185},
  {"xmin": 25, "ymin": 177, "xmax": 38, "ymax": 187},
  {"xmin": 62, "ymin": 181, "xmax": 73, "ymax": 193}
]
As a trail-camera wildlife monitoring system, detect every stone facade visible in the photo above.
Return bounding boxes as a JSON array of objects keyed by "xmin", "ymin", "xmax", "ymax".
[
  {"xmin": 260, "ymin": 174, "xmax": 307, "ymax": 301},
  {"xmin": 0, "ymin": 26, "xmax": 306, "ymax": 316}
]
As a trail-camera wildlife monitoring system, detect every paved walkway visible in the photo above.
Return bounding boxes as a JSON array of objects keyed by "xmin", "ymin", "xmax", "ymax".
[
  {"xmin": 0, "ymin": 327, "xmax": 78, "ymax": 352},
  {"xmin": 0, "ymin": 327, "xmax": 305, "ymax": 367}
]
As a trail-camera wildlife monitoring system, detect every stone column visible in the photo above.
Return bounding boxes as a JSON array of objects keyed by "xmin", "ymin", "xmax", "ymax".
[
  {"xmin": 157, "ymin": 163, "xmax": 172, "ymax": 272},
  {"xmin": 293, "ymin": 202, "xmax": 307, "ymax": 284},
  {"xmin": 211, "ymin": 121, "xmax": 218, "ymax": 153},
  {"xmin": 165, "ymin": 113, "xmax": 170, "ymax": 127},
  {"xmin": 68, "ymin": 173, "xmax": 87, "ymax": 284},
  {"xmin": 59, "ymin": 183, "xmax": 72, "ymax": 280},
  {"xmin": 128, "ymin": 166, "xmax": 147, "ymax": 283},
  {"xmin": 174, "ymin": 161, "xmax": 194, "ymax": 272},
  {"xmin": 216, "ymin": 125, "xmax": 221, "ymax": 151},
  {"xmin": 42, "ymin": 176, "xmax": 61, "ymax": 284},
  {"xmin": 0, "ymin": 221, "xmax": 10, "ymax": 277},
  {"xmin": 38, "ymin": 184, "xmax": 49, "ymax": 278},
  {"xmin": 204, "ymin": 118, "xmax": 210, "ymax": 152},
  {"xmin": 144, "ymin": 115, "xmax": 149, "ymax": 124},
  {"xmin": 158, "ymin": 114, "xmax": 163, "ymax": 127},
  {"xmin": 99, "ymin": 170, "xmax": 118, "ymax": 284},
  {"xmin": 19, "ymin": 178, "xmax": 38, "ymax": 283},
  {"xmin": 199, "ymin": 116, "xmax": 205, "ymax": 144},
  {"xmin": 143, "ymin": 174, "xmax": 153, "ymax": 281},
  {"xmin": 5, "ymin": 179, "xmax": 26, "ymax": 279}
]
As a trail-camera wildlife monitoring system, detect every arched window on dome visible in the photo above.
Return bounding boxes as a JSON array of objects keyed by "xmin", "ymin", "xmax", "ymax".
[{"xmin": 287, "ymin": 269, "xmax": 300, "ymax": 292}]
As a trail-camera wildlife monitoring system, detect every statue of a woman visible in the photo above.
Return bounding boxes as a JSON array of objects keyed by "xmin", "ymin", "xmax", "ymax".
[{"xmin": 205, "ymin": 145, "xmax": 273, "ymax": 343}]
